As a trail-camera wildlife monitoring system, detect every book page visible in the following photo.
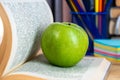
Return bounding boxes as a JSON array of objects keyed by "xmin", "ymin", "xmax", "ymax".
[
  {"xmin": 0, "ymin": 17, "xmax": 4, "ymax": 65},
  {"xmin": 0, "ymin": 17, "xmax": 4, "ymax": 45},
  {"xmin": 1, "ymin": 0, "xmax": 53, "ymax": 75},
  {"xmin": 10, "ymin": 55, "xmax": 110, "ymax": 80}
]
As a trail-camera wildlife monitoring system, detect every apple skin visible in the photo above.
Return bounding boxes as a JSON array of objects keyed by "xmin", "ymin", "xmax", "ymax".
[{"xmin": 41, "ymin": 22, "xmax": 89, "ymax": 67}]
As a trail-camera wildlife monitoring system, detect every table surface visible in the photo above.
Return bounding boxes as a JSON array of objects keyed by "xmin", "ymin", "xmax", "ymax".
[{"xmin": 106, "ymin": 64, "xmax": 120, "ymax": 80}]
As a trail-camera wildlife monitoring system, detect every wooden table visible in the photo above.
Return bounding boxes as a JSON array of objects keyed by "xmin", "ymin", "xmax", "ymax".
[{"xmin": 106, "ymin": 64, "xmax": 120, "ymax": 80}]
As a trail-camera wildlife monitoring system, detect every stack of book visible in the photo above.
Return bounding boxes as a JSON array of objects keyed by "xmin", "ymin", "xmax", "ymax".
[
  {"xmin": 94, "ymin": 39, "xmax": 120, "ymax": 63},
  {"xmin": 109, "ymin": 0, "xmax": 120, "ymax": 37}
]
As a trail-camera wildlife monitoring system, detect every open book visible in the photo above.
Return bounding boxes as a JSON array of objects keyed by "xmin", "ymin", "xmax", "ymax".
[
  {"xmin": 0, "ymin": 0, "xmax": 111, "ymax": 80},
  {"xmin": 1, "ymin": 54, "xmax": 111, "ymax": 80},
  {"xmin": 0, "ymin": 0, "xmax": 53, "ymax": 79}
]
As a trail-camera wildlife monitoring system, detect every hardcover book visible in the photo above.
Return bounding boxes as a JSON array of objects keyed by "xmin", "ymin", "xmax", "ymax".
[
  {"xmin": 110, "ymin": 7, "xmax": 120, "ymax": 19},
  {"xmin": 116, "ymin": 0, "xmax": 120, "ymax": 7}
]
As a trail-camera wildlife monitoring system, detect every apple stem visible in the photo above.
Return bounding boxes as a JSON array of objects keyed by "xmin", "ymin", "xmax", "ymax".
[{"xmin": 68, "ymin": 23, "xmax": 71, "ymax": 25}]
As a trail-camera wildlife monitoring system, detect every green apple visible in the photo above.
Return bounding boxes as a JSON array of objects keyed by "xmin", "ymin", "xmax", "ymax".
[{"xmin": 41, "ymin": 22, "xmax": 89, "ymax": 67}]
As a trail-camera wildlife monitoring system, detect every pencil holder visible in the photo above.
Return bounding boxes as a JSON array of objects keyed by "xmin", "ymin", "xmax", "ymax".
[{"xmin": 71, "ymin": 12, "xmax": 109, "ymax": 55}]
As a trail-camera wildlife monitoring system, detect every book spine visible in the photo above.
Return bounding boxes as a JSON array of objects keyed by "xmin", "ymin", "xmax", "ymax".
[
  {"xmin": 62, "ymin": 0, "xmax": 71, "ymax": 22},
  {"xmin": 110, "ymin": 7, "xmax": 120, "ymax": 19},
  {"xmin": 116, "ymin": 0, "xmax": 120, "ymax": 7},
  {"xmin": 54, "ymin": 0, "xmax": 62, "ymax": 22}
]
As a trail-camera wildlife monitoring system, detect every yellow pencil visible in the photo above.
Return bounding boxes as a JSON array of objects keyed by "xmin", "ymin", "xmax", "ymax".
[{"xmin": 95, "ymin": 0, "xmax": 99, "ymax": 29}]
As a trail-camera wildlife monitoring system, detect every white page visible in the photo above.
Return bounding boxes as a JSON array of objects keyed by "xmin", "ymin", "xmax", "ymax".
[
  {"xmin": 0, "ymin": 17, "xmax": 4, "ymax": 45},
  {"xmin": 10, "ymin": 55, "xmax": 110, "ymax": 80},
  {"xmin": 1, "ymin": 0, "xmax": 53, "ymax": 75}
]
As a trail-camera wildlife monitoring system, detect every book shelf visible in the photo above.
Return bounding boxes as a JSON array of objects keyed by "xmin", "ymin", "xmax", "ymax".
[{"xmin": 109, "ymin": 2, "xmax": 120, "ymax": 38}]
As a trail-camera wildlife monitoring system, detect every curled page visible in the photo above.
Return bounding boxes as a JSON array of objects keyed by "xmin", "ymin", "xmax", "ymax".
[
  {"xmin": 0, "ymin": 0, "xmax": 53, "ymax": 76},
  {"xmin": 0, "ymin": 17, "xmax": 4, "ymax": 45}
]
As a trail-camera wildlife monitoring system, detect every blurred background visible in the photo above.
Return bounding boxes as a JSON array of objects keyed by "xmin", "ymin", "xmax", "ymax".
[{"xmin": 46, "ymin": 0, "xmax": 120, "ymax": 55}]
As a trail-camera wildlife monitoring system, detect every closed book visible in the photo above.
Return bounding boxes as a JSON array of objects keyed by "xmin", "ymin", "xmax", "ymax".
[
  {"xmin": 109, "ymin": 19, "xmax": 116, "ymax": 35},
  {"xmin": 116, "ymin": 0, "xmax": 120, "ymax": 7},
  {"xmin": 110, "ymin": 7, "xmax": 120, "ymax": 18},
  {"xmin": 54, "ymin": 0, "xmax": 62, "ymax": 22},
  {"xmin": 115, "ymin": 16, "xmax": 120, "ymax": 35},
  {"xmin": 62, "ymin": 0, "xmax": 71, "ymax": 22}
]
